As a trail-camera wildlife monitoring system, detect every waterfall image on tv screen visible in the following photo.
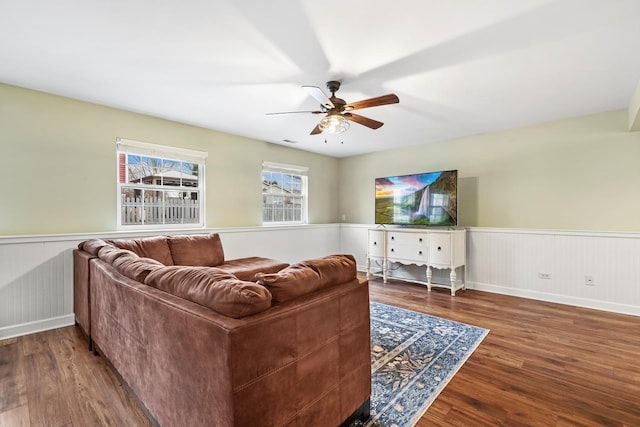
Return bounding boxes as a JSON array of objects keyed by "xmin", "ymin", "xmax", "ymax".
[{"xmin": 375, "ymin": 170, "xmax": 457, "ymax": 226}]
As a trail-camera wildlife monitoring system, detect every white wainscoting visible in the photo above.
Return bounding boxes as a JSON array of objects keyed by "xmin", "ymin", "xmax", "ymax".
[
  {"xmin": 0, "ymin": 225, "xmax": 341, "ymax": 340},
  {"xmin": 339, "ymin": 224, "xmax": 640, "ymax": 317},
  {"xmin": 3, "ymin": 224, "xmax": 638, "ymax": 340},
  {"xmin": 466, "ymin": 227, "xmax": 640, "ymax": 316}
]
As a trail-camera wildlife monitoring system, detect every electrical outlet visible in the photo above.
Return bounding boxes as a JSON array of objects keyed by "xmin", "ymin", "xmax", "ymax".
[
  {"xmin": 585, "ymin": 275, "xmax": 595, "ymax": 286},
  {"xmin": 538, "ymin": 272, "xmax": 551, "ymax": 280}
]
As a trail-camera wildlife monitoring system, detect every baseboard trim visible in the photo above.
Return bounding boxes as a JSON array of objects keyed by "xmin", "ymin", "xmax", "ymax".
[
  {"xmin": 467, "ymin": 281, "xmax": 640, "ymax": 317},
  {"xmin": 0, "ymin": 314, "xmax": 76, "ymax": 340}
]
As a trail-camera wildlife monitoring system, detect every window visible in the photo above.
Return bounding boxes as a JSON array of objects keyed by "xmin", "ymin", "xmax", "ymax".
[
  {"xmin": 262, "ymin": 161, "xmax": 308, "ymax": 224},
  {"xmin": 117, "ymin": 138, "xmax": 207, "ymax": 229}
]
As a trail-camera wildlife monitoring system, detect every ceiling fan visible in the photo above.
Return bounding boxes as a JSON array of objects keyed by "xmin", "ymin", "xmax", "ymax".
[{"xmin": 267, "ymin": 81, "xmax": 399, "ymax": 135}]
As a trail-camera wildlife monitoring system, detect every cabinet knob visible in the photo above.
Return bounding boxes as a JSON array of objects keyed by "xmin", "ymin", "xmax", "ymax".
[
  {"xmin": 373, "ymin": 241, "xmax": 377, "ymax": 245},
  {"xmin": 418, "ymin": 251, "xmax": 423, "ymax": 255},
  {"xmin": 419, "ymin": 238, "xmax": 423, "ymax": 242},
  {"xmin": 437, "ymin": 246, "xmax": 442, "ymax": 251},
  {"xmin": 391, "ymin": 236, "xmax": 395, "ymax": 240},
  {"xmin": 391, "ymin": 248, "xmax": 394, "ymax": 252}
]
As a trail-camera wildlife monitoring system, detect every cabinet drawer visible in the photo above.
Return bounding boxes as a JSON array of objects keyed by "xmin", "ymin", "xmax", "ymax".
[
  {"xmin": 368, "ymin": 240, "xmax": 384, "ymax": 257},
  {"xmin": 429, "ymin": 233, "xmax": 451, "ymax": 265},
  {"xmin": 368, "ymin": 230, "xmax": 385, "ymax": 257},
  {"xmin": 387, "ymin": 232, "xmax": 428, "ymax": 247},
  {"xmin": 388, "ymin": 245, "xmax": 428, "ymax": 263}
]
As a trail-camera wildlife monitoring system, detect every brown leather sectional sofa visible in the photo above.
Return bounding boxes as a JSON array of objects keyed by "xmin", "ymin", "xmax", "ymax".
[{"xmin": 73, "ymin": 233, "xmax": 371, "ymax": 427}]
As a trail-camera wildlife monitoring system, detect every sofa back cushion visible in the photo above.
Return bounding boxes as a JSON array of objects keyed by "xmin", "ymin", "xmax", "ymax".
[
  {"xmin": 144, "ymin": 266, "xmax": 271, "ymax": 318},
  {"xmin": 299, "ymin": 254, "xmax": 357, "ymax": 287},
  {"xmin": 112, "ymin": 255, "xmax": 165, "ymax": 283},
  {"xmin": 217, "ymin": 257, "xmax": 289, "ymax": 281},
  {"xmin": 79, "ymin": 239, "xmax": 112, "ymax": 256},
  {"xmin": 255, "ymin": 264, "xmax": 320, "ymax": 304},
  {"xmin": 98, "ymin": 245, "xmax": 139, "ymax": 264},
  {"xmin": 167, "ymin": 233, "xmax": 224, "ymax": 266},
  {"xmin": 256, "ymin": 254, "xmax": 357, "ymax": 304},
  {"xmin": 108, "ymin": 236, "xmax": 173, "ymax": 266}
]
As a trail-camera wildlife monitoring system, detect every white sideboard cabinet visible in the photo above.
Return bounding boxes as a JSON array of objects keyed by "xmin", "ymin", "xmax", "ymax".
[{"xmin": 366, "ymin": 227, "xmax": 466, "ymax": 295}]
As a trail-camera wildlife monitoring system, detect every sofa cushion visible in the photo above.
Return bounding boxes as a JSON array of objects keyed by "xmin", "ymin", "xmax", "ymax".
[
  {"xmin": 255, "ymin": 254, "xmax": 357, "ymax": 304},
  {"xmin": 112, "ymin": 255, "xmax": 165, "ymax": 282},
  {"xmin": 255, "ymin": 264, "xmax": 321, "ymax": 304},
  {"xmin": 218, "ymin": 257, "xmax": 289, "ymax": 281},
  {"xmin": 98, "ymin": 245, "xmax": 139, "ymax": 264},
  {"xmin": 79, "ymin": 239, "xmax": 110, "ymax": 256},
  {"xmin": 108, "ymin": 236, "xmax": 174, "ymax": 266},
  {"xmin": 167, "ymin": 233, "xmax": 224, "ymax": 266},
  {"xmin": 299, "ymin": 254, "xmax": 357, "ymax": 287},
  {"xmin": 144, "ymin": 266, "xmax": 271, "ymax": 318}
]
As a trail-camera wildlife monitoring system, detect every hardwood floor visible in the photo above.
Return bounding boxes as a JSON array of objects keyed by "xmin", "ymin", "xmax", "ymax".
[
  {"xmin": 1, "ymin": 279, "xmax": 639, "ymax": 426},
  {"xmin": 369, "ymin": 280, "xmax": 640, "ymax": 427},
  {"xmin": 0, "ymin": 327, "xmax": 150, "ymax": 427}
]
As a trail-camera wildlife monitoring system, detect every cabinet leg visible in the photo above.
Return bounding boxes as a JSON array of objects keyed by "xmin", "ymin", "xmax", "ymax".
[
  {"xmin": 366, "ymin": 257, "xmax": 371, "ymax": 280},
  {"xmin": 426, "ymin": 266, "xmax": 432, "ymax": 292},
  {"xmin": 450, "ymin": 269, "xmax": 457, "ymax": 296},
  {"xmin": 462, "ymin": 265, "xmax": 466, "ymax": 290},
  {"xmin": 383, "ymin": 260, "xmax": 388, "ymax": 284}
]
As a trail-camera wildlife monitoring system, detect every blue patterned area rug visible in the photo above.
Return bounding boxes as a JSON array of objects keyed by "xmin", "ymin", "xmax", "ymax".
[{"xmin": 353, "ymin": 302, "xmax": 489, "ymax": 427}]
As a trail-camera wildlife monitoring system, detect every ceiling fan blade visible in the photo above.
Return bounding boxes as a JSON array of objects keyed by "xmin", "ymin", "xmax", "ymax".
[
  {"xmin": 344, "ymin": 113, "xmax": 384, "ymax": 129},
  {"xmin": 310, "ymin": 123, "xmax": 323, "ymax": 135},
  {"xmin": 302, "ymin": 85, "xmax": 334, "ymax": 109},
  {"xmin": 345, "ymin": 94, "xmax": 399, "ymax": 111},
  {"xmin": 266, "ymin": 110, "xmax": 323, "ymax": 115}
]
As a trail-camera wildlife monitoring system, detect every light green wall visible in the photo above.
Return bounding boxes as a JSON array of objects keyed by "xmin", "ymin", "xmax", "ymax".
[
  {"xmin": 4, "ymin": 83, "xmax": 640, "ymax": 235},
  {"xmin": 0, "ymin": 84, "xmax": 339, "ymax": 235},
  {"xmin": 338, "ymin": 110, "xmax": 640, "ymax": 231}
]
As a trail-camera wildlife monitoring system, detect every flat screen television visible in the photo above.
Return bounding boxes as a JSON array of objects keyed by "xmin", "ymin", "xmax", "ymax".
[{"xmin": 375, "ymin": 170, "xmax": 457, "ymax": 226}]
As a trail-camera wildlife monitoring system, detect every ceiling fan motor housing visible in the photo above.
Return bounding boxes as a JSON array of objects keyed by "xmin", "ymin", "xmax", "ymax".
[
  {"xmin": 326, "ymin": 80, "xmax": 341, "ymax": 94},
  {"xmin": 325, "ymin": 81, "xmax": 346, "ymax": 111}
]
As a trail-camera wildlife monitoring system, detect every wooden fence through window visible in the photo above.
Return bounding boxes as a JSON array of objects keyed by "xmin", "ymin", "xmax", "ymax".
[
  {"xmin": 262, "ymin": 203, "xmax": 302, "ymax": 222},
  {"xmin": 121, "ymin": 197, "xmax": 200, "ymax": 225}
]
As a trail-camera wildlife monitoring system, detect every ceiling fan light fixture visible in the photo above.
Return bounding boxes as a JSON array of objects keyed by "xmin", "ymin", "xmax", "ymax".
[
  {"xmin": 319, "ymin": 114, "xmax": 349, "ymax": 134},
  {"xmin": 268, "ymin": 80, "xmax": 398, "ymax": 136}
]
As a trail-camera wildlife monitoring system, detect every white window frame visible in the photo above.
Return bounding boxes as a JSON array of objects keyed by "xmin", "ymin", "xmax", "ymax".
[
  {"xmin": 262, "ymin": 161, "xmax": 308, "ymax": 225},
  {"xmin": 116, "ymin": 137, "xmax": 207, "ymax": 230}
]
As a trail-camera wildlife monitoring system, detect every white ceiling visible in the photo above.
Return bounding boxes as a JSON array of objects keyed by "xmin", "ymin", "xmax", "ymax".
[{"xmin": 2, "ymin": 0, "xmax": 639, "ymax": 158}]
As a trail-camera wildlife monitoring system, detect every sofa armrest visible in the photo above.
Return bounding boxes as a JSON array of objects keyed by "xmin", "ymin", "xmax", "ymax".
[{"xmin": 73, "ymin": 249, "xmax": 95, "ymax": 345}]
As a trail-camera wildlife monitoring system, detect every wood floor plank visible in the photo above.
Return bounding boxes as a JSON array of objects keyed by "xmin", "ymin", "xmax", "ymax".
[
  {"xmin": 24, "ymin": 346, "xmax": 72, "ymax": 426},
  {"xmin": 0, "ymin": 339, "xmax": 27, "ymax": 414},
  {"xmin": 54, "ymin": 327, "xmax": 148, "ymax": 426},
  {"xmin": 1, "ymin": 278, "xmax": 639, "ymax": 426},
  {"xmin": 0, "ymin": 338, "xmax": 17, "ymax": 348},
  {"xmin": 0, "ymin": 405, "xmax": 30, "ymax": 427}
]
